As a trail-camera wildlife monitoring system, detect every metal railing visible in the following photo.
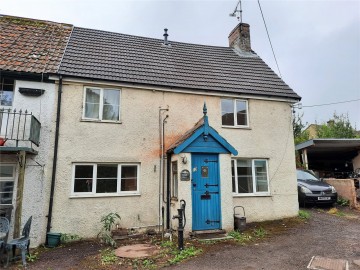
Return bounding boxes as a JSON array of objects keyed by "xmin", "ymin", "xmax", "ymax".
[{"xmin": 0, "ymin": 108, "xmax": 41, "ymax": 148}]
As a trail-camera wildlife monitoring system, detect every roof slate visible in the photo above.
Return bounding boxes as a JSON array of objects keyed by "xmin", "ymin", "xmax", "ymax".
[
  {"xmin": 59, "ymin": 27, "xmax": 300, "ymax": 100},
  {"xmin": 0, "ymin": 15, "xmax": 72, "ymax": 74}
]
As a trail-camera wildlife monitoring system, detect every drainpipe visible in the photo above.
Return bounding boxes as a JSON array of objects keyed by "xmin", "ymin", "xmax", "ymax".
[
  {"xmin": 166, "ymin": 152, "xmax": 171, "ymax": 229},
  {"xmin": 46, "ymin": 75, "xmax": 62, "ymax": 234},
  {"xmin": 158, "ymin": 107, "xmax": 168, "ymax": 231}
]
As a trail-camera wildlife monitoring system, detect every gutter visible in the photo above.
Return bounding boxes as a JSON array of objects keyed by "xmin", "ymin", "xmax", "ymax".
[{"xmin": 46, "ymin": 75, "xmax": 62, "ymax": 234}]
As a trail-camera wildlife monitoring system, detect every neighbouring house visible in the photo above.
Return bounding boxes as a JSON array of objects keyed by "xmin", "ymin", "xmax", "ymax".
[
  {"xmin": 296, "ymin": 139, "xmax": 360, "ymax": 207},
  {"xmin": 0, "ymin": 15, "xmax": 72, "ymax": 246},
  {"xmin": 1, "ymin": 15, "xmax": 301, "ymax": 245},
  {"xmin": 49, "ymin": 21, "xmax": 301, "ymax": 237}
]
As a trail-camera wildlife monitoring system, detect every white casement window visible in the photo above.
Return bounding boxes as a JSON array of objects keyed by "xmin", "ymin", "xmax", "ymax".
[
  {"xmin": 83, "ymin": 87, "xmax": 121, "ymax": 122},
  {"xmin": 232, "ymin": 159, "xmax": 269, "ymax": 195},
  {"xmin": 171, "ymin": 161, "xmax": 178, "ymax": 198},
  {"xmin": 221, "ymin": 99, "xmax": 249, "ymax": 127},
  {"xmin": 72, "ymin": 163, "xmax": 139, "ymax": 196},
  {"xmin": 0, "ymin": 164, "xmax": 16, "ymax": 205}
]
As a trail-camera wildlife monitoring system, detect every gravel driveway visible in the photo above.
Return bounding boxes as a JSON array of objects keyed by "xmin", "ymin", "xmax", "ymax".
[{"xmin": 167, "ymin": 208, "xmax": 360, "ymax": 270}]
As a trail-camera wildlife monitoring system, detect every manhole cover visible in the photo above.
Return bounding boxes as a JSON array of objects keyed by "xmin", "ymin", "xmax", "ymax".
[
  {"xmin": 115, "ymin": 244, "xmax": 160, "ymax": 258},
  {"xmin": 307, "ymin": 256, "xmax": 348, "ymax": 270}
]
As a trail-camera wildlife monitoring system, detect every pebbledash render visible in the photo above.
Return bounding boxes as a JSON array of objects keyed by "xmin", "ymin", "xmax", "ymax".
[{"xmin": 49, "ymin": 22, "xmax": 300, "ymax": 238}]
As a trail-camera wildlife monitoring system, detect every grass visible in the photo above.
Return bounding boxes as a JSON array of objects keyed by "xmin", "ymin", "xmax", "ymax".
[
  {"xmin": 168, "ymin": 246, "xmax": 202, "ymax": 265},
  {"xmin": 100, "ymin": 248, "xmax": 118, "ymax": 265},
  {"xmin": 298, "ymin": 210, "xmax": 311, "ymax": 219}
]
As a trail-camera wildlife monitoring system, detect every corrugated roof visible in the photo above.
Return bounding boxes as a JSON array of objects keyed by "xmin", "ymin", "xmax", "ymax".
[
  {"xmin": 0, "ymin": 15, "xmax": 72, "ymax": 74},
  {"xmin": 59, "ymin": 27, "xmax": 300, "ymax": 100}
]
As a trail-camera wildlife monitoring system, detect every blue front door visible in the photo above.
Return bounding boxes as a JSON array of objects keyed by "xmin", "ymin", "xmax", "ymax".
[{"xmin": 191, "ymin": 153, "xmax": 221, "ymax": 230}]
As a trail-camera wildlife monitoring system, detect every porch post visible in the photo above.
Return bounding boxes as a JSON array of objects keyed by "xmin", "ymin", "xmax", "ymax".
[
  {"xmin": 13, "ymin": 150, "xmax": 26, "ymax": 238},
  {"xmin": 302, "ymin": 149, "xmax": 309, "ymax": 170}
]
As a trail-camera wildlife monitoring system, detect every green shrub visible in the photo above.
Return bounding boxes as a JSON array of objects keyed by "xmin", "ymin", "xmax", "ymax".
[{"xmin": 337, "ymin": 197, "xmax": 350, "ymax": 206}]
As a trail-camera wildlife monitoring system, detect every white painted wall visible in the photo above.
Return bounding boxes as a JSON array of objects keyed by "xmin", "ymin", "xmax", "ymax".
[
  {"xmin": 0, "ymin": 80, "xmax": 56, "ymax": 247},
  {"xmin": 51, "ymin": 81, "xmax": 298, "ymax": 238}
]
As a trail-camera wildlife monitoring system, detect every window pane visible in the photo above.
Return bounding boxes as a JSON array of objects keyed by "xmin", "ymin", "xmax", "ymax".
[
  {"xmin": 236, "ymin": 100, "xmax": 247, "ymax": 126},
  {"xmin": 121, "ymin": 166, "xmax": 137, "ymax": 191},
  {"xmin": 255, "ymin": 160, "xmax": 268, "ymax": 192},
  {"xmin": 74, "ymin": 165, "xmax": 93, "ymax": 193},
  {"xmin": 97, "ymin": 179, "xmax": 117, "ymax": 193},
  {"xmin": 237, "ymin": 160, "xmax": 253, "ymax": 193},
  {"xmin": 74, "ymin": 179, "xmax": 93, "ymax": 192},
  {"xmin": 231, "ymin": 160, "xmax": 236, "ymax": 192},
  {"xmin": 172, "ymin": 161, "xmax": 178, "ymax": 197},
  {"xmin": 97, "ymin": 164, "xmax": 117, "ymax": 178},
  {"xmin": 0, "ymin": 166, "xmax": 14, "ymax": 178},
  {"xmin": 103, "ymin": 90, "xmax": 120, "ymax": 121},
  {"xmin": 0, "ymin": 78, "xmax": 14, "ymax": 106},
  {"xmin": 221, "ymin": 99, "xmax": 234, "ymax": 126},
  {"xmin": 85, "ymin": 88, "xmax": 100, "ymax": 119},
  {"xmin": 75, "ymin": 165, "xmax": 93, "ymax": 178},
  {"xmin": 0, "ymin": 181, "xmax": 14, "ymax": 204}
]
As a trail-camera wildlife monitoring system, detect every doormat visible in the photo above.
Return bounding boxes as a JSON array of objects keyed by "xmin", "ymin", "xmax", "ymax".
[{"xmin": 307, "ymin": 256, "xmax": 348, "ymax": 270}]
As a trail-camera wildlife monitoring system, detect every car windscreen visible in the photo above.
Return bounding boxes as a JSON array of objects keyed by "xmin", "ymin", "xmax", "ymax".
[{"xmin": 297, "ymin": 170, "xmax": 319, "ymax": 181}]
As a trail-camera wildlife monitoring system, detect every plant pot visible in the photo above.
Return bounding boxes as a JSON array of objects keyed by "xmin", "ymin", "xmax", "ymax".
[
  {"xmin": 47, "ymin": 232, "xmax": 61, "ymax": 248},
  {"xmin": 0, "ymin": 137, "xmax": 7, "ymax": 146}
]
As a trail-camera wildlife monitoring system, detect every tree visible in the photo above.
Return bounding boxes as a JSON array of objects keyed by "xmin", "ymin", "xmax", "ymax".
[
  {"xmin": 316, "ymin": 113, "xmax": 358, "ymax": 138},
  {"xmin": 293, "ymin": 113, "xmax": 309, "ymax": 145}
]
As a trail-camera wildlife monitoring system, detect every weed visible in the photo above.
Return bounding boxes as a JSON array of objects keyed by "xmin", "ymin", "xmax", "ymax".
[
  {"xmin": 336, "ymin": 211, "xmax": 346, "ymax": 217},
  {"xmin": 228, "ymin": 230, "xmax": 253, "ymax": 243},
  {"xmin": 100, "ymin": 248, "xmax": 118, "ymax": 265},
  {"xmin": 253, "ymin": 227, "xmax": 267, "ymax": 238},
  {"xmin": 26, "ymin": 252, "xmax": 38, "ymax": 262},
  {"xmin": 160, "ymin": 240, "xmax": 175, "ymax": 248},
  {"xmin": 298, "ymin": 210, "xmax": 311, "ymax": 219},
  {"xmin": 98, "ymin": 212, "xmax": 121, "ymax": 247},
  {"xmin": 101, "ymin": 213, "xmax": 121, "ymax": 231},
  {"xmin": 60, "ymin": 233, "xmax": 82, "ymax": 243},
  {"xmin": 337, "ymin": 197, "xmax": 350, "ymax": 206},
  {"xmin": 168, "ymin": 246, "xmax": 202, "ymax": 265},
  {"xmin": 142, "ymin": 259, "xmax": 156, "ymax": 269}
]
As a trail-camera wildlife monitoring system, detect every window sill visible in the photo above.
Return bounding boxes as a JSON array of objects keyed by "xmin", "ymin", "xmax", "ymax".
[
  {"xmin": 70, "ymin": 193, "xmax": 140, "ymax": 198},
  {"xmin": 171, "ymin": 197, "xmax": 178, "ymax": 201},
  {"xmin": 222, "ymin": 125, "xmax": 251, "ymax": 130},
  {"xmin": 81, "ymin": 119, "xmax": 122, "ymax": 124},
  {"xmin": 233, "ymin": 193, "xmax": 271, "ymax": 198}
]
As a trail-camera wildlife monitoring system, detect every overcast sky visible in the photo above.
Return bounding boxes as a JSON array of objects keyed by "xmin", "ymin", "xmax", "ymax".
[{"xmin": 1, "ymin": 0, "xmax": 359, "ymax": 128}]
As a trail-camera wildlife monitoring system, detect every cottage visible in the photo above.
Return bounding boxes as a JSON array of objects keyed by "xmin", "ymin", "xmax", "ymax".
[
  {"xmin": 49, "ymin": 21, "xmax": 301, "ymax": 237},
  {"xmin": 0, "ymin": 15, "xmax": 72, "ymax": 246},
  {"xmin": 1, "ymin": 15, "xmax": 301, "ymax": 244}
]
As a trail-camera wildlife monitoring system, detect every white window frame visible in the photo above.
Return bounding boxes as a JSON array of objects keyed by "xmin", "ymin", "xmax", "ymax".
[
  {"xmin": 71, "ymin": 163, "xmax": 140, "ymax": 197},
  {"xmin": 0, "ymin": 163, "xmax": 16, "ymax": 205},
  {"xmin": 171, "ymin": 161, "xmax": 178, "ymax": 199},
  {"xmin": 221, "ymin": 99, "xmax": 249, "ymax": 128},
  {"xmin": 232, "ymin": 158, "xmax": 270, "ymax": 196},
  {"xmin": 82, "ymin": 87, "xmax": 121, "ymax": 122}
]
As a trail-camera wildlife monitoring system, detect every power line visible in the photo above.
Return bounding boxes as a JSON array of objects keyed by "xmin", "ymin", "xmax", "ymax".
[
  {"xmin": 301, "ymin": 98, "xmax": 360, "ymax": 108},
  {"xmin": 257, "ymin": 0, "xmax": 282, "ymax": 78}
]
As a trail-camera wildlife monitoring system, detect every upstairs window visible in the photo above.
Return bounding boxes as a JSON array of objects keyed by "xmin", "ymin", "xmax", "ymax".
[
  {"xmin": 0, "ymin": 78, "xmax": 15, "ymax": 106},
  {"xmin": 221, "ymin": 99, "xmax": 248, "ymax": 127},
  {"xmin": 232, "ymin": 159, "xmax": 269, "ymax": 195},
  {"xmin": 83, "ymin": 87, "xmax": 120, "ymax": 122}
]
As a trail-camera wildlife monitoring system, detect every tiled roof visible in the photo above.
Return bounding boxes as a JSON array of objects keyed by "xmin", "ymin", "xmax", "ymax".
[
  {"xmin": 0, "ymin": 15, "xmax": 72, "ymax": 74},
  {"xmin": 59, "ymin": 27, "xmax": 300, "ymax": 100}
]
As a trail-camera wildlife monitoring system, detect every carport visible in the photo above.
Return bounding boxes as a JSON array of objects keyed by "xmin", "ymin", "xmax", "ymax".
[{"xmin": 296, "ymin": 139, "xmax": 360, "ymax": 178}]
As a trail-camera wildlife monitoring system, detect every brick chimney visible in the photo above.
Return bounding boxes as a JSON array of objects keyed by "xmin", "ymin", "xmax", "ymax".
[{"xmin": 228, "ymin": 23, "xmax": 251, "ymax": 52}]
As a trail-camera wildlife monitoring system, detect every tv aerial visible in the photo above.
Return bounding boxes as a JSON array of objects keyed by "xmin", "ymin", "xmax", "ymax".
[{"xmin": 229, "ymin": 0, "xmax": 243, "ymax": 23}]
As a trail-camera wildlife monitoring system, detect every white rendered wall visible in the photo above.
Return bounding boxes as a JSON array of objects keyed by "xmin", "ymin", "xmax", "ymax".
[
  {"xmin": 1, "ymin": 80, "xmax": 57, "ymax": 247},
  {"xmin": 51, "ymin": 82, "xmax": 298, "ymax": 238}
]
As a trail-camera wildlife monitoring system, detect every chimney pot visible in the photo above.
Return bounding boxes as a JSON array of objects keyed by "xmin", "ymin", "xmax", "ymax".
[{"xmin": 228, "ymin": 23, "xmax": 251, "ymax": 52}]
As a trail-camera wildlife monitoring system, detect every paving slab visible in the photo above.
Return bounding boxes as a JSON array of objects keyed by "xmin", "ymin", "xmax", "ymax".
[
  {"xmin": 307, "ymin": 256, "xmax": 348, "ymax": 270},
  {"xmin": 115, "ymin": 244, "xmax": 160, "ymax": 258}
]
